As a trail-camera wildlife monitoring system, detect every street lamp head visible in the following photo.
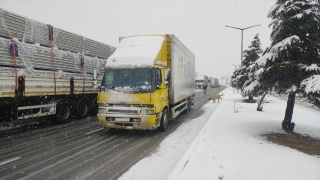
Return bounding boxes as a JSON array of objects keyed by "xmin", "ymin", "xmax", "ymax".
[{"xmin": 225, "ymin": 24, "xmax": 261, "ymax": 65}]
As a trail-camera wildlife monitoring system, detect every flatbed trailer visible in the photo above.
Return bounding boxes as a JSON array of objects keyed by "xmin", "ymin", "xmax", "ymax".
[{"xmin": 0, "ymin": 8, "xmax": 115, "ymax": 129}]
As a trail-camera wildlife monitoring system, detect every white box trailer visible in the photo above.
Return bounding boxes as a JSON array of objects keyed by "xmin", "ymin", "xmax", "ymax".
[
  {"xmin": 195, "ymin": 75, "xmax": 208, "ymax": 89},
  {"xmin": 169, "ymin": 35, "xmax": 195, "ymax": 104},
  {"xmin": 210, "ymin": 78, "xmax": 219, "ymax": 88},
  {"xmin": 209, "ymin": 77, "xmax": 214, "ymax": 88}
]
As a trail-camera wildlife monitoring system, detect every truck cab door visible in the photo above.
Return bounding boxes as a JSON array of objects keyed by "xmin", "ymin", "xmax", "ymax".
[{"xmin": 154, "ymin": 68, "xmax": 168, "ymax": 113}]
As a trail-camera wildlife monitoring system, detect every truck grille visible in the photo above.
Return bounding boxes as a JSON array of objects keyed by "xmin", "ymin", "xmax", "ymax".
[{"xmin": 108, "ymin": 109, "xmax": 138, "ymax": 114}]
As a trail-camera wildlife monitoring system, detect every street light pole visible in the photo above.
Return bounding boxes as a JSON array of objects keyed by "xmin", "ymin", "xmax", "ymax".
[
  {"xmin": 225, "ymin": 24, "xmax": 260, "ymax": 65},
  {"xmin": 231, "ymin": 64, "xmax": 239, "ymax": 71},
  {"xmin": 224, "ymin": 73, "xmax": 229, "ymax": 88}
]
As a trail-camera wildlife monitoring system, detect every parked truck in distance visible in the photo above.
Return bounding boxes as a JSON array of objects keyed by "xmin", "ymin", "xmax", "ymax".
[
  {"xmin": 195, "ymin": 75, "xmax": 208, "ymax": 89},
  {"xmin": 97, "ymin": 34, "xmax": 195, "ymax": 131},
  {"xmin": 0, "ymin": 8, "xmax": 115, "ymax": 129},
  {"xmin": 208, "ymin": 77, "xmax": 213, "ymax": 88},
  {"xmin": 210, "ymin": 77, "xmax": 220, "ymax": 88}
]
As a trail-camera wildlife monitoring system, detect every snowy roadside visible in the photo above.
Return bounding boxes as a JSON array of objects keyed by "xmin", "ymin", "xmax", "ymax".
[
  {"xmin": 270, "ymin": 93, "xmax": 320, "ymax": 113},
  {"xmin": 169, "ymin": 89, "xmax": 320, "ymax": 180},
  {"xmin": 120, "ymin": 89, "xmax": 320, "ymax": 180}
]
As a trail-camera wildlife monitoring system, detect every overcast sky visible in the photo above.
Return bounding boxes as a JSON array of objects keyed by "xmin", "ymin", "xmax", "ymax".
[{"xmin": 1, "ymin": 0, "xmax": 276, "ymax": 79}]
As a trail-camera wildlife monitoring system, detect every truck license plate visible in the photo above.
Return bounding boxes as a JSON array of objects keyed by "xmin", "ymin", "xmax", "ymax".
[{"xmin": 115, "ymin": 118, "xmax": 130, "ymax": 122}]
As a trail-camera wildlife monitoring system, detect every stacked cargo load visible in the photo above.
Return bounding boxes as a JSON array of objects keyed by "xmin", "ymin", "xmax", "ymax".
[
  {"xmin": 0, "ymin": 8, "xmax": 116, "ymax": 129},
  {"xmin": 0, "ymin": 8, "xmax": 115, "ymax": 76}
]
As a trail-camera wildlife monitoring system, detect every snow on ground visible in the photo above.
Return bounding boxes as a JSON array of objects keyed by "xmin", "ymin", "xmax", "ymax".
[{"xmin": 120, "ymin": 88, "xmax": 320, "ymax": 180}]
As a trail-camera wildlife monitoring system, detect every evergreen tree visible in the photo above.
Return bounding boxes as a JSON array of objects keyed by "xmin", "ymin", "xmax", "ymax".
[
  {"xmin": 300, "ymin": 71, "xmax": 320, "ymax": 107},
  {"xmin": 254, "ymin": 0, "xmax": 320, "ymax": 131},
  {"xmin": 231, "ymin": 66, "xmax": 247, "ymax": 90},
  {"xmin": 242, "ymin": 61, "xmax": 270, "ymax": 110},
  {"xmin": 231, "ymin": 34, "xmax": 263, "ymax": 101},
  {"xmin": 300, "ymin": 0, "xmax": 320, "ymax": 107},
  {"xmin": 242, "ymin": 34, "xmax": 263, "ymax": 68}
]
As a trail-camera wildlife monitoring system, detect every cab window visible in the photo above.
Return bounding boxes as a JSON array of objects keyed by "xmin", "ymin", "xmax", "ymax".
[{"xmin": 155, "ymin": 68, "xmax": 162, "ymax": 87}]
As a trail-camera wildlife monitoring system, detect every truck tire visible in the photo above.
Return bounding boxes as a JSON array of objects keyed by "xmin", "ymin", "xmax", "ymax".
[
  {"xmin": 55, "ymin": 100, "xmax": 73, "ymax": 123},
  {"xmin": 89, "ymin": 102, "xmax": 98, "ymax": 116},
  {"xmin": 88, "ymin": 97, "xmax": 98, "ymax": 116},
  {"xmin": 75, "ymin": 98, "xmax": 89, "ymax": 119},
  {"xmin": 159, "ymin": 108, "xmax": 169, "ymax": 132}
]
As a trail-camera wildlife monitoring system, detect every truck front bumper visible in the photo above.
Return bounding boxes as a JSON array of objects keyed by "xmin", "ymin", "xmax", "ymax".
[{"xmin": 97, "ymin": 113, "xmax": 158, "ymax": 130}]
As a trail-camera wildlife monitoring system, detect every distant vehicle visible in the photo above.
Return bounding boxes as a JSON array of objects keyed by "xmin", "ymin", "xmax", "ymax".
[
  {"xmin": 195, "ymin": 75, "xmax": 208, "ymax": 89},
  {"xmin": 0, "ymin": 8, "xmax": 115, "ymax": 129},
  {"xmin": 208, "ymin": 76, "xmax": 212, "ymax": 88},
  {"xmin": 210, "ymin": 77, "xmax": 220, "ymax": 88},
  {"xmin": 97, "ymin": 34, "xmax": 195, "ymax": 131}
]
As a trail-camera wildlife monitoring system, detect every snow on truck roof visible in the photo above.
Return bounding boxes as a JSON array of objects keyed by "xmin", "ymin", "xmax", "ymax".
[{"xmin": 106, "ymin": 35, "xmax": 165, "ymax": 68}]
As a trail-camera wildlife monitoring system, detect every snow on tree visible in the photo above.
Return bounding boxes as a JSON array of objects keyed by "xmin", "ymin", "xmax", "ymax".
[
  {"xmin": 300, "ymin": 74, "xmax": 320, "ymax": 107},
  {"xmin": 231, "ymin": 66, "xmax": 247, "ymax": 90},
  {"xmin": 242, "ymin": 34, "xmax": 263, "ymax": 68},
  {"xmin": 242, "ymin": 64, "xmax": 269, "ymax": 111},
  {"xmin": 246, "ymin": 0, "xmax": 320, "ymax": 131},
  {"xmin": 231, "ymin": 34, "xmax": 263, "ymax": 100}
]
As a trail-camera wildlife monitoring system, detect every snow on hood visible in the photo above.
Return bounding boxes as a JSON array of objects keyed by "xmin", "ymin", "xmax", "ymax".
[{"xmin": 106, "ymin": 35, "xmax": 165, "ymax": 69}]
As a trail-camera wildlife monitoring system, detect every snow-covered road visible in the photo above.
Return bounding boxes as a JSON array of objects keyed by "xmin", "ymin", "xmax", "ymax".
[{"xmin": 120, "ymin": 88, "xmax": 320, "ymax": 180}]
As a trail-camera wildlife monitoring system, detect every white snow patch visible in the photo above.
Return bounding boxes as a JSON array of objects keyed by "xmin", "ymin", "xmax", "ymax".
[
  {"xmin": 256, "ymin": 36, "xmax": 300, "ymax": 66},
  {"xmin": 306, "ymin": 64, "xmax": 320, "ymax": 71},
  {"xmin": 301, "ymin": 75, "xmax": 320, "ymax": 94},
  {"xmin": 106, "ymin": 36, "xmax": 165, "ymax": 69},
  {"xmin": 243, "ymin": 79, "xmax": 259, "ymax": 94}
]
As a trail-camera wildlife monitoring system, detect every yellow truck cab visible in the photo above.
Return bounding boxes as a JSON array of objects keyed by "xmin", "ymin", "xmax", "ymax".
[{"xmin": 97, "ymin": 34, "xmax": 195, "ymax": 131}]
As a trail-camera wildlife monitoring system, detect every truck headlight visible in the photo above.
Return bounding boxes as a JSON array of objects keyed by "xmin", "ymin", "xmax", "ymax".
[
  {"xmin": 98, "ymin": 108, "xmax": 107, "ymax": 114},
  {"xmin": 141, "ymin": 109, "xmax": 155, "ymax": 115}
]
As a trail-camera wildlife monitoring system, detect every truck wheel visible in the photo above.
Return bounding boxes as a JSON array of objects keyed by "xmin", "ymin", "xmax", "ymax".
[
  {"xmin": 89, "ymin": 102, "xmax": 98, "ymax": 116},
  {"xmin": 88, "ymin": 97, "xmax": 98, "ymax": 116},
  {"xmin": 56, "ymin": 100, "xmax": 73, "ymax": 123},
  {"xmin": 159, "ymin": 108, "xmax": 169, "ymax": 132},
  {"xmin": 75, "ymin": 98, "xmax": 89, "ymax": 119}
]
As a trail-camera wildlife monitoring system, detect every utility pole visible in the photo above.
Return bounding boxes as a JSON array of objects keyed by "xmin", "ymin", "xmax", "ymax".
[{"xmin": 225, "ymin": 24, "xmax": 260, "ymax": 65}]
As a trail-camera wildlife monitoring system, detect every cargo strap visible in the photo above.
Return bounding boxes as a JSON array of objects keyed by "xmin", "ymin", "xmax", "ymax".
[
  {"xmin": 80, "ymin": 53, "xmax": 86, "ymax": 94},
  {"xmin": 48, "ymin": 24, "xmax": 57, "ymax": 99},
  {"xmin": 11, "ymin": 40, "xmax": 19, "ymax": 101}
]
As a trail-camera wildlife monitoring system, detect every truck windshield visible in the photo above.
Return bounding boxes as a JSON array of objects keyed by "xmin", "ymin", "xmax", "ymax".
[{"xmin": 101, "ymin": 68, "xmax": 153, "ymax": 93}]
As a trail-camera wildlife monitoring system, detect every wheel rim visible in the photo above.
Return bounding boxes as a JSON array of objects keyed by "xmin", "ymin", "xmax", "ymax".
[
  {"xmin": 59, "ymin": 106, "xmax": 70, "ymax": 120},
  {"xmin": 79, "ymin": 103, "xmax": 88, "ymax": 116}
]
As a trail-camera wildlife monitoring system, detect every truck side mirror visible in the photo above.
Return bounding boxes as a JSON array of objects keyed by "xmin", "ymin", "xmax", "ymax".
[{"xmin": 165, "ymin": 69, "xmax": 170, "ymax": 85}]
